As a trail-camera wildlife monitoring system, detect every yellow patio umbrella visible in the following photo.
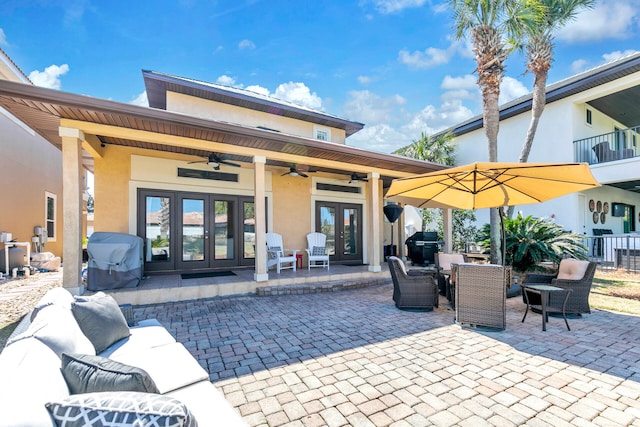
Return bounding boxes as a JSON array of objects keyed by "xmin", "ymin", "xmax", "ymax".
[
  {"xmin": 386, "ymin": 162, "xmax": 601, "ymax": 210},
  {"xmin": 386, "ymin": 162, "xmax": 601, "ymax": 264}
]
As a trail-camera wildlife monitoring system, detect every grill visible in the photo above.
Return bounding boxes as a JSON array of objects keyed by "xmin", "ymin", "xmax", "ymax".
[{"xmin": 405, "ymin": 232, "xmax": 439, "ymax": 266}]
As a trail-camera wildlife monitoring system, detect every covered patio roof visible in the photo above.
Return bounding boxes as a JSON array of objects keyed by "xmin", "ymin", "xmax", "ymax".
[{"xmin": 0, "ymin": 79, "xmax": 446, "ymax": 183}]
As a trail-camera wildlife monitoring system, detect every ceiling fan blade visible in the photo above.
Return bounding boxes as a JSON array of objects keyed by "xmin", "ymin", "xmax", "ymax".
[
  {"xmin": 220, "ymin": 160, "xmax": 241, "ymax": 167},
  {"xmin": 187, "ymin": 160, "xmax": 207, "ymax": 164},
  {"xmin": 299, "ymin": 171, "xmax": 309, "ymax": 178}
]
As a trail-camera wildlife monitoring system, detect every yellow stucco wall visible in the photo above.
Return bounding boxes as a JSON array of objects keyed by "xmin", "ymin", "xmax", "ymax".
[
  {"xmin": 271, "ymin": 173, "xmax": 312, "ymax": 252},
  {"xmin": 93, "ymin": 145, "xmax": 132, "ymax": 233},
  {"xmin": 0, "ymin": 109, "xmax": 63, "ymax": 256},
  {"xmin": 167, "ymin": 92, "xmax": 347, "ymax": 144}
]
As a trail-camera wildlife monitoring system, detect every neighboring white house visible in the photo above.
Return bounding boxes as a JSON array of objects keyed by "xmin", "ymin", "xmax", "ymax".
[{"xmin": 440, "ymin": 52, "xmax": 640, "ymax": 243}]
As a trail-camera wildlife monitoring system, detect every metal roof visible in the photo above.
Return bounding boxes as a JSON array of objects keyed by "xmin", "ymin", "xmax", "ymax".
[
  {"xmin": 143, "ymin": 70, "xmax": 365, "ymax": 137},
  {"xmin": 0, "ymin": 79, "xmax": 444, "ymax": 183}
]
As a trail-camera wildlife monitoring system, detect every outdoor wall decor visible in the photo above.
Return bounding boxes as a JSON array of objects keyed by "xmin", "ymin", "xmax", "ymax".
[
  {"xmin": 600, "ymin": 212, "xmax": 606, "ymax": 224},
  {"xmin": 593, "ymin": 212, "xmax": 599, "ymax": 224},
  {"xmin": 603, "ymin": 202, "xmax": 609, "ymax": 214},
  {"xmin": 589, "ymin": 199, "xmax": 595, "ymax": 212},
  {"xmin": 596, "ymin": 200, "xmax": 602, "ymax": 212}
]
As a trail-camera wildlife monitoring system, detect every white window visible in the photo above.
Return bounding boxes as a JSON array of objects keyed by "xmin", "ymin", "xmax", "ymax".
[
  {"xmin": 314, "ymin": 126, "xmax": 330, "ymax": 141},
  {"xmin": 45, "ymin": 192, "xmax": 57, "ymax": 242}
]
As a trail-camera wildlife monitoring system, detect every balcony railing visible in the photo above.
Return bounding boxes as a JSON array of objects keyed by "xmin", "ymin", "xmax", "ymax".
[
  {"xmin": 574, "ymin": 126, "xmax": 640, "ymax": 164},
  {"xmin": 583, "ymin": 235, "xmax": 640, "ymax": 272}
]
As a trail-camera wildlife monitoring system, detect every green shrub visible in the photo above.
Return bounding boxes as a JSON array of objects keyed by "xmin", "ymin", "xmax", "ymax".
[{"xmin": 479, "ymin": 213, "xmax": 587, "ymax": 272}]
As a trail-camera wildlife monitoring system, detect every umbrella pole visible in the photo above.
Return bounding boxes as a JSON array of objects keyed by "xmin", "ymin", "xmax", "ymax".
[{"xmin": 498, "ymin": 207, "xmax": 506, "ymax": 266}]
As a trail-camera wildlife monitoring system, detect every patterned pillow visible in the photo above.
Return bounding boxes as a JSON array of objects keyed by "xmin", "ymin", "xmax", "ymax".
[
  {"xmin": 46, "ymin": 391, "xmax": 198, "ymax": 427},
  {"xmin": 268, "ymin": 246, "xmax": 282, "ymax": 258},
  {"xmin": 61, "ymin": 353, "xmax": 159, "ymax": 395},
  {"xmin": 311, "ymin": 246, "xmax": 325, "ymax": 256}
]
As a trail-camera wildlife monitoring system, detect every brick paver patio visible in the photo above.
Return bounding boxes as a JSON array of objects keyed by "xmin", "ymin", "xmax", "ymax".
[{"xmin": 136, "ymin": 281, "xmax": 640, "ymax": 426}]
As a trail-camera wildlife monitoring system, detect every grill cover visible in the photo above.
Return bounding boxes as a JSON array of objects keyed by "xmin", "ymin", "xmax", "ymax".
[
  {"xmin": 87, "ymin": 232, "xmax": 143, "ymax": 291},
  {"xmin": 405, "ymin": 232, "xmax": 439, "ymax": 266}
]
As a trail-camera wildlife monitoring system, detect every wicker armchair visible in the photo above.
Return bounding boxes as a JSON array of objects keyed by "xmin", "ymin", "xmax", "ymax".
[
  {"xmin": 453, "ymin": 263, "xmax": 511, "ymax": 330},
  {"xmin": 387, "ymin": 256, "xmax": 439, "ymax": 311},
  {"xmin": 523, "ymin": 259, "xmax": 596, "ymax": 315}
]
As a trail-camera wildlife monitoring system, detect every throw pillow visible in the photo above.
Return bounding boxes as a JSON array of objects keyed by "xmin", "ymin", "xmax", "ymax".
[
  {"xmin": 311, "ymin": 246, "xmax": 325, "ymax": 256},
  {"xmin": 61, "ymin": 353, "xmax": 160, "ymax": 395},
  {"xmin": 46, "ymin": 391, "xmax": 198, "ymax": 427},
  {"xmin": 71, "ymin": 292, "xmax": 131, "ymax": 353}
]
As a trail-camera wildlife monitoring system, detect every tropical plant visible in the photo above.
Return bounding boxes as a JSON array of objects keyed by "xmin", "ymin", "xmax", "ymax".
[
  {"xmin": 448, "ymin": 0, "xmax": 537, "ymax": 264},
  {"xmin": 478, "ymin": 212, "xmax": 587, "ymax": 272}
]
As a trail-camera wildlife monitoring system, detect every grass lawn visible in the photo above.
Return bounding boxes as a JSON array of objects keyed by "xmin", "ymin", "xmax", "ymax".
[{"xmin": 591, "ymin": 270, "xmax": 640, "ymax": 315}]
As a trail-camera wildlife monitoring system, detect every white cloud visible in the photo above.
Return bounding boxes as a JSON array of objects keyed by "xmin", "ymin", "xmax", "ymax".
[
  {"xmin": 28, "ymin": 64, "xmax": 69, "ymax": 89},
  {"xmin": 571, "ymin": 58, "xmax": 589, "ymax": 74},
  {"xmin": 441, "ymin": 74, "xmax": 477, "ymax": 91},
  {"xmin": 556, "ymin": 1, "xmax": 639, "ymax": 42},
  {"xmin": 499, "ymin": 76, "xmax": 529, "ymax": 105},
  {"xmin": 0, "ymin": 28, "xmax": 7, "ymax": 46},
  {"xmin": 216, "ymin": 75, "xmax": 236, "ymax": 86},
  {"xmin": 245, "ymin": 84, "xmax": 270, "ymax": 96},
  {"xmin": 602, "ymin": 49, "xmax": 640, "ymax": 62},
  {"xmin": 358, "ymin": 75, "xmax": 375, "ymax": 85},
  {"xmin": 129, "ymin": 91, "xmax": 148, "ymax": 107},
  {"xmin": 238, "ymin": 39, "xmax": 255, "ymax": 50},
  {"xmin": 213, "ymin": 45, "xmax": 224, "ymax": 53},
  {"xmin": 274, "ymin": 82, "xmax": 323, "ymax": 110},
  {"xmin": 343, "ymin": 90, "xmax": 405, "ymax": 124},
  {"xmin": 398, "ymin": 46, "xmax": 451, "ymax": 69},
  {"xmin": 364, "ymin": 0, "xmax": 428, "ymax": 14}
]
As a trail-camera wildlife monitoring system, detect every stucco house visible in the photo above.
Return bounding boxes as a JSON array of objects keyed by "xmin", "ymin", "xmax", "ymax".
[
  {"xmin": 441, "ymin": 51, "xmax": 640, "ymax": 263},
  {"xmin": 0, "ymin": 49, "xmax": 64, "ymax": 271},
  {"xmin": 0, "ymin": 68, "xmax": 445, "ymax": 292}
]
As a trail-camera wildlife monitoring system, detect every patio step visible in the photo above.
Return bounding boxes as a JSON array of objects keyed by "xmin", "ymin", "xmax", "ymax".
[{"xmin": 256, "ymin": 277, "xmax": 389, "ymax": 296}]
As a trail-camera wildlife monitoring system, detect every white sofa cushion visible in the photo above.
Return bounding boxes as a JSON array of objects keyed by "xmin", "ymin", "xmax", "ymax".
[
  {"xmin": 46, "ymin": 391, "xmax": 197, "ymax": 427},
  {"xmin": 8, "ymin": 303, "xmax": 95, "ymax": 357},
  {"xmin": 167, "ymin": 380, "xmax": 247, "ymax": 427},
  {"xmin": 109, "ymin": 342, "xmax": 208, "ymax": 394},
  {"xmin": 0, "ymin": 338, "xmax": 69, "ymax": 427},
  {"xmin": 99, "ymin": 319, "xmax": 176, "ymax": 359}
]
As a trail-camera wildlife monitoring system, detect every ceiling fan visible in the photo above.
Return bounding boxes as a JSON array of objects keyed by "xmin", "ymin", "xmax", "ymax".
[
  {"xmin": 188, "ymin": 153, "xmax": 241, "ymax": 170},
  {"xmin": 349, "ymin": 173, "xmax": 369, "ymax": 183},
  {"xmin": 282, "ymin": 166, "xmax": 309, "ymax": 178}
]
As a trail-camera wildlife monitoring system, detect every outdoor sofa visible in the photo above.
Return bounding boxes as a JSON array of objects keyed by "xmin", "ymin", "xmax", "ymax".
[{"xmin": 0, "ymin": 287, "xmax": 246, "ymax": 426}]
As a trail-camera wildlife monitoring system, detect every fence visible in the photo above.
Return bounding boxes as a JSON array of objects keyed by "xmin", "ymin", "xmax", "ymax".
[{"xmin": 583, "ymin": 235, "xmax": 640, "ymax": 272}]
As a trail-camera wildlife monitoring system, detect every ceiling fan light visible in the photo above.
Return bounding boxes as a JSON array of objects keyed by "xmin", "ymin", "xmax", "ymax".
[
  {"xmin": 290, "ymin": 171, "xmax": 299, "ymax": 177},
  {"xmin": 208, "ymin": 161, "xmax": 220, "ymax": 168}
]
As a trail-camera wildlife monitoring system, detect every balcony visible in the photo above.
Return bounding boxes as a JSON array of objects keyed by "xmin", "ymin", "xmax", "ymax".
[{"xmin": 574, "ymin": 126, "xmax": 640, "ymax": 164}]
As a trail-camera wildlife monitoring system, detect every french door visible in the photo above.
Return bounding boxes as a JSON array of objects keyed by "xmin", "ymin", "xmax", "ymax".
[
  {"xmin": 138, "ymin": 189, "xmax": 256, "ymax": 272},
  {"xmin": 315, "ymin": 202, "xmax": 363, "ymax": 263}
]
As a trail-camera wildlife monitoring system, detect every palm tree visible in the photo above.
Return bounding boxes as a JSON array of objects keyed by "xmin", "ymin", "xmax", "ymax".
[
  {"xmin": 518, "ymin": 0, "xmax": 595, "ymax": 163},
  {"xmin": 449, "ymin": 0, "xmax": 534, "ymax": 263}
]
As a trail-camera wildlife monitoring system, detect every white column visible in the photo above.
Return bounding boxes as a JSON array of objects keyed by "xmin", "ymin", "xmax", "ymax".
[
  {"xmin": 59, "ymin": 127, "xmax": 85, "ymax": 294},
  {"xmin": 253, "ymin": 156, "xmax": 269, "ymax": 282},
  {"xmin": 367, "ymin": 172, "xmax": 382, "ymax": 272}
]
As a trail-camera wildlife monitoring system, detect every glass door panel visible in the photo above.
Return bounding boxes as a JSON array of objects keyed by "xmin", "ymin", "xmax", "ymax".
[
  {"xmin": 182, "ymin": 198, "xmax": 205, "ymax": 263},
  {"xmin": 213, "ymin": 200, "xmax": 234, "ymax": 260},
  {"xmin": 242, "ymin": 200, "xmax": 256, "ymax": 260},
  {"xmin": 342, "ymin": 207, "xmax": 359, "ymax": 256},
  {"xmin": 319, "ymin": 206, "xmax": 336, "ymax": 256},
  {"xmin": 140, "ymin": 192, "xmax": 174, "ymax": 271}
]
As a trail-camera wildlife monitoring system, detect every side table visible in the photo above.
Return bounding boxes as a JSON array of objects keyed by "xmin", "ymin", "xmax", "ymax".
[
  {"xmin": 521, "ymin": 283, "xmax": 573, "ymax": 331},
  {"xmin": 295, "ymin": 253, "xmax": 303, "ymax": 269}
]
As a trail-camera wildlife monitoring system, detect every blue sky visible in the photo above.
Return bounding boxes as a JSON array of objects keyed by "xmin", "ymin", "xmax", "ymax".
[{"xmin": 1, "ymin": 0, "xmax": 639, "ymax": 154}]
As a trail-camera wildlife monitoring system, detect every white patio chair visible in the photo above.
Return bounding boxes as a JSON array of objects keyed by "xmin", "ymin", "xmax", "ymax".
[
  {"xmin": 265, "ymin": 232, "xmax": 297, "ymax": 273},
  {"xmin": 305, "ymin": 232, "xmax": 330, "ymax": 270}
]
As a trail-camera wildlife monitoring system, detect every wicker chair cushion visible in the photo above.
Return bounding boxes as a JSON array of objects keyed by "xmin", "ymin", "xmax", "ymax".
[
  {"xmin": 557, "ymin": 259, "xmax": 589, "ymax": 280},
  {"xmin": 437, "ymin": 253, "xmax": 465, "ymax": 271}
]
